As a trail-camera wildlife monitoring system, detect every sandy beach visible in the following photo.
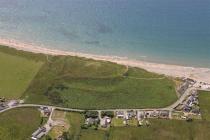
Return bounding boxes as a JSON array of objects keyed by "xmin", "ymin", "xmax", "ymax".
[{"xmin": 1, "ymin": 38, "xmax": 210, "ymax": 83}]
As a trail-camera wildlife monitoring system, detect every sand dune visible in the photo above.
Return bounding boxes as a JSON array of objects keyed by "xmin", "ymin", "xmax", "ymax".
[{"xmin": 1, "ymin": 38, "xmax": 210, "ymax": 83}]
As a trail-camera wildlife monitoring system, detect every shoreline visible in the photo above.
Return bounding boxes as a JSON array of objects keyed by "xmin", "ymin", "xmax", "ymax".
[{"xmin": 0, "ymin": 38, "xmax": 210, "ymax": 83}]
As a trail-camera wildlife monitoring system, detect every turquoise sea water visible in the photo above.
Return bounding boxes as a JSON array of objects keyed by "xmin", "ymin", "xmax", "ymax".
[{"xmin": 0, "ymin": 0, "xmax": 210, "ymax": 67}]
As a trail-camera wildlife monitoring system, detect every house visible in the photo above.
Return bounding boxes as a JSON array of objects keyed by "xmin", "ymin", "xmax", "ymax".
[
  {"xmin": 116, "ymin": 111, "xmax": 125, "ymax": 118},
  {"xmin": 144, "ymin": 110, "xmax": 155, "ymax": 118},
  {"xmin": 7, "ymin": 100, "xmax": 18, "ymax": 107},
  {"xmin": 137, "ymin": 111, "xmax": 145, "ymax": 121},
  {"xmin": 150, "ymin": 110, "xmax": 159, "ymax": 118},
  {"xmin": 159, "ymin": 110, "xmax": 169, "ymax": 118},
  {"xmin": 31, "ymin": 127, "xmax": 46, "ymax": 140},
  {"xmin": 183, "ymin": 105, "xmax": 191, "ymax": 112},
  {"xmin": 178, "ymin": 81, "xmax": 190, "ymax": 95},
  {"xmin": 40, "ymin": 107, "xmax": 52, "ymax": 117},
  {"xmin": 126, "ymin": 110, "xmax": 137, "ymax": 119},
  {"xmin": 85, "ymin": 118, "xmax": 99, "ymax": 125},
  {"xmin": 100, "ymin": 116, "xmax": 111, "ymax": 128}
]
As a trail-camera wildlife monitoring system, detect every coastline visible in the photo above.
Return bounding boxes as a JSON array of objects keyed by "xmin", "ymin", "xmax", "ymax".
[{"xmin": 0, "ymin": 38, "xmax": 210, "ymax": 83}]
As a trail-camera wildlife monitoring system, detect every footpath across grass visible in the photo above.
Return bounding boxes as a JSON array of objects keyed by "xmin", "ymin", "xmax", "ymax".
[{"xmin": 0, "ymin": 108, "xmax": 41, "ymax": 140}]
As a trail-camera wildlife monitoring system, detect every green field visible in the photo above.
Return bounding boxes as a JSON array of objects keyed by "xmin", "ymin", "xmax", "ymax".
[
  {"xmin": 0, "ymin": 46, "xmax": 44, "ymax": 99},
  {"xmin": 79, "ymin": 129, "xmax": 107, "ymax": 140},
  {"xmin": 198, "ymin": 91, "xmax": 210, "ymax": 121},
  {"xmin": 0, "ymin": 108, "xmax": 41, "ymax": 140},
  {"xmin": 108, "ymin": 120, "xmax": 210, "ymax": 140},
  {"xmin": 24, "ymin": 55, "xmax": 177, "ymax": 109},
  {"xmin": 66, "ymin": 112, "xmax": 85, "ymax": 140},
  {"xmin": 107, "ymin": 91, "xmax": 210, "ymax": 140}
]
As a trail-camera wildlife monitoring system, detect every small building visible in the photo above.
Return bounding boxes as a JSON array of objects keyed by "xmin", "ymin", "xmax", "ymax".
[
  {"xmin": 116, "ymin": 111, "xmax": 125, "ymax": 118},
  {"xmin": 178, "ymin": 81, "xmax": 190, "ymax": 95},
  {"xmin": 31, "ymin": 127, "xmax": 46, "ymax": 140},
  {"xmin": 126, "ymin": 110, "xmax": 137, "ymax": 119},
  {"xmin": 144, "ymin": 110, "xmax": 155, "ymax": 118},
  {"xmin": 150, "ymin": 111, "xmax": 159, "ymax": 118},
  {"xmin": 137, "ymin": 111, "xmax": 145, "ymax": 121},
  {"xmin": 7, "ymin": 100, "xmax": 18, "ymax": 107},
  {"xmin": 85, "ymin": 118, "xmax": 99, "ymax": 125},
  {"xmin": 40, "ymin": 107, "xmax": 52, "ymax": 117},
  {"xmin": 159, "ymin": 110, "xmax": 169, "ymax": 118}
]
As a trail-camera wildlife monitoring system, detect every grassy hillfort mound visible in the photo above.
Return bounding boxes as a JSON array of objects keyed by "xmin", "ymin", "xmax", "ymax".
[
  {"xmin": 24, "ymin": 53, "xmax": 177, "ymax": 109},
  {"xmin": 0, "ymin": 45, "xmax": 177, "ymax": 109}
]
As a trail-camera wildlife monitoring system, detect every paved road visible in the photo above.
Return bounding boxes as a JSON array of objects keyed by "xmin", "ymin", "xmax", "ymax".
[
  {"xmin": 0, "ymin": 104, "xmax": 84, "ymax": 114},
  {"xmin": 0, "ymin": 103, "xmax": 169, "ymax": 114},
  {"xmin": 0, "ymin": 87, "xmax": 197, "ymax": 115},
  {"xmin": 196, "ymin": 88, "xmax": 210, "ymax": 92},
  {"xmin": 167, "ymin": 87, "xmax": 195, "ymax": 110}
]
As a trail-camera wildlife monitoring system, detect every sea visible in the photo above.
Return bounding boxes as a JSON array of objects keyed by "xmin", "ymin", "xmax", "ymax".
[{"xmin": 0, "ymin": 0, "xmax": 210, "ymax": 67}]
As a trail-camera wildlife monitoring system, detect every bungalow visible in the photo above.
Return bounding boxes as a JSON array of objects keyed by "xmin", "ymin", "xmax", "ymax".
[
  {"xmin": 126, "ymin": 110, "xmax": 137, "ymax": 119},
  {"xmin": 137, "ymin": 111, "xmax": 145, "ymax": 121},
  {"xmin": 40, "ymin": 107, "xmax": 52, "ymax": 117},
  {"xmin": 7, "ymin": 100, "xmax": 18, "ymax": 107},
  {"xmin": 159, "ymin": 110, "xmax": 169, "ymax": 118},
  {"xmin": 85, "ymin": 118, "xmax": 99, "ymax": 125},
  {"xmin": 100, "ymin": 116, "xmax": 111, "ymax": 128}
]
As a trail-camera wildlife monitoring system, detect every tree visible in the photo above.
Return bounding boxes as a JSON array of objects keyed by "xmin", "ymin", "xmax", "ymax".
[
  {"xmin": 84, "ymin": 111, "xmax": 98, "ymax": 118},
  {"xmin": 101, "ymin": 111, "xmax": 114, "ymax": 118}
]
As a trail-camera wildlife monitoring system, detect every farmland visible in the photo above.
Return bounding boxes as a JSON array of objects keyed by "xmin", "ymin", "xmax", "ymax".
[
  {"xmin": 198, "ymin": 91, "xmax": 210, "ymax": 121},
  {"xmin": 108, "ymin": 119, "xmax": 210, "ymax": 140},
  {"xmin": 0, "ymin": 108, "xmax": 41, "ymax": 140},
  {"xmin": 0, "ymin": 46, "xmax": 44, "ymax": 99}
]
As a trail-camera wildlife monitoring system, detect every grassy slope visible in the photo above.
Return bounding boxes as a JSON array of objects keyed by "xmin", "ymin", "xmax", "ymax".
[
  {"xmin": 0, "ymin": 108, "xmax": 41, "ymax": 140},
  {"xmin": 0, "ymin": 46, "xmax": 44, "ymax": 99},
  {"xmin": 0, "ymin": 45, "xmax": 177, "ymax": 109},
  {"xmin": 25, "ymin": 56, "xmax": 177, "ymax": 109}
]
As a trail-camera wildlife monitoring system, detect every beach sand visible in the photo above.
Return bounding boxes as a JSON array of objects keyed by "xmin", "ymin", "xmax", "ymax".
[{"xmin": 1, "ymin": 38, "xmax": 210, "ymax": 83}]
